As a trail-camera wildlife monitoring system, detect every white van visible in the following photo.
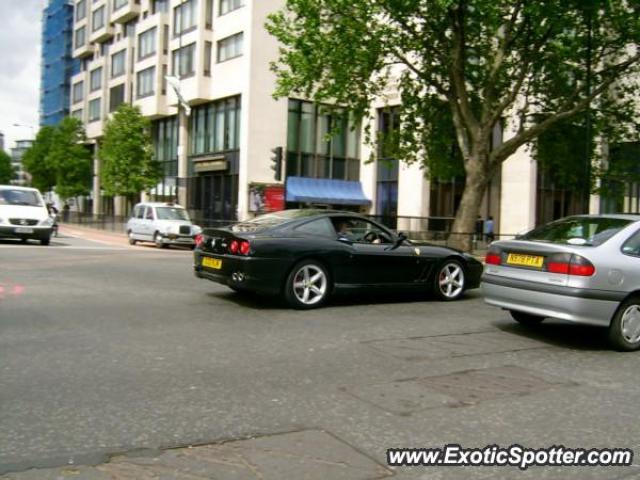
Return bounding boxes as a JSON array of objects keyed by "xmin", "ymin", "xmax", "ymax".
[{"xmin": 0, "ymin": 185, "xmax": 54, "ymax": 245}]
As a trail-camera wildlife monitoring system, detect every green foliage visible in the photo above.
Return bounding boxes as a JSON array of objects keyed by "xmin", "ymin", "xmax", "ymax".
[
  {"xmin": 48, "ymin": 117, "xmax": 92, "ymax": 199},
  {"xmin": 0, "ymin": 150, "xmax": 14, "ymax": 184},
  {"xmin": 22, "ymin": 126, "xmax": 57, "ymax": 192},
  {"xmin": 99, "ymin": 104, "xmax": 161, "ymax": 198}
]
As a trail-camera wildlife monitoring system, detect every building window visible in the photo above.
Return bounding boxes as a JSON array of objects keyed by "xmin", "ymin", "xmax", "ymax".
[
  {"xmin": 152, "ymin": 115, "xmax": 178, "ymax": 176},
  {"xmin": 152, "ymin": 0, "xmax": 168, "ymax": 13},
  {"xmin": 173, "ymin": 0, "xmax": 197, "ymax": 36},
  {"xmin": 109, "ymin": 84, "xmax": 125, "ymax": 112},
  {"xmin": 90, "ymin": 67, "xmax": 102, "ymax": 91},
  {"xmin": 76, "ymin": 0, "xmax": 86, "ymax": 20},
  {"xmin": 114, "ymin": 0, "xmax": 128, "ymax": 11},
  {"xmin": 88, "ymin": 98, "xmax": 101, "ymax": 122},
  {"xmin": 124, "ymin": 19, "xmax": 137, "ymax": 38},
  {"xmin": 111, "ymin": 49, "xmax": 126, "ymax": 77},
  {"xmin": 136, "ymin": 66, "xmax": 155, "ymax": 98},
  {"xmin": 204, "ymin": 41, "xmax": 212, "ymax": 76},
  {"xmin": 138, "ymin": 27, "xmax": 157, "ymax": 59},
  {"xmin": 219, "ymin": 0, "xmax": 244, "ymax": 15},
  {"xmin": 72, "ymin": 109, "xmax": 83, "ymax": 120},
  {"xmin": 163, "ymin": 25, "xmax": 169, "ymax": 53},
  {"xmin": 217, "ymin": 32, "xmax": 243, "ymax": 62},
  {"xmin": 75, "ymin": 26, "xmax": 86, "ymax": 48},
  {"xmin": 92, "ymin": 6, "xmax": 105, "ymax": 32},
  {"xmin": 189, "ymin": 96, "xmax": 241, "ymax": 155},
  {"xmin": 205, "ymin": 0, "xmax": 212, "ymax": 27},
  {"xmin": 172, "ymin": 43, "xmax": 195, "ymax": 78},
  {"xmin": 286, "ymin": 99, "xmax": 361, "ymax": 181},
  {"xmin": 72, "ymin": 81, "xmax": 84, "ymax": 103},
  {"xmin": 376, "ymin": 107, "xmax": 400, "ymax": 225}
]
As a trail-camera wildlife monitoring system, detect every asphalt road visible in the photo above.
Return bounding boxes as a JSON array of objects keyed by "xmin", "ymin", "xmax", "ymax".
[{"xmin": 1, "ymin": 232, "xmax": 640, "ymax": 479}]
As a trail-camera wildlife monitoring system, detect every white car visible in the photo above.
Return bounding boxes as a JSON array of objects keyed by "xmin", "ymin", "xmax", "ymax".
[
  {"xmin": 126, "ymin": 202, "xmax": 201, "ymax": 248},
  {"xmin": 0, "ymin": 185, "xmax": 54, "ymax": 245}
]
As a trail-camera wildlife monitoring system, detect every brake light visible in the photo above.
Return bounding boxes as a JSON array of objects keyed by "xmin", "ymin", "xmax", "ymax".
[
  {"xmin": 229, "ymin": 240, "xmax": 239, "ymax": 254},
  {"xmin": 239, "ymin": 240, "xmax": 250, "ymax": 255},
  {"xmin": 194, "ymin": 234, "xmax": 204, "ymax": 248},
  {"xmin": 547, "ymin": 254, "xmax": 595, "ymax": 276},
  {"xmin": 485, "ymin": 252, "xmax": 501, "ymax": 265}
]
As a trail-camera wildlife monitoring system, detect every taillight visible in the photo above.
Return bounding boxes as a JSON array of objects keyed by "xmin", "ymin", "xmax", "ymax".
[
  {"xmin": 229, "ymin": 240, "xmax": 239, "ymax": 254},
  {"xmin": 239, "ymin": 240, "xmax": 250, "ymax": 255},
  {"xmin": 485, "ymin": 251, "xmax": 501, "ymax": 265},
  {"xmin": 547, "ymin": 254, "xmax": 595, "ymax": 276},
  {"xmin": 194, "ymin": 234, "xmax": 204, "ymax": 248}
]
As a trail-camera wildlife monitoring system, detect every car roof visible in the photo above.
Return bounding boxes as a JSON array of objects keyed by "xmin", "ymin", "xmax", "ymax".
[
  {"xmin": 567, "ymin": 214, "xmax": 640, "ymax": 221},
  {"xmin": 135, "ymin": 202, "xmax": 185, "ymax": 208},
  {"xmin": 0, "ymin": 185, "xmax": 40, "ymax": 192}
]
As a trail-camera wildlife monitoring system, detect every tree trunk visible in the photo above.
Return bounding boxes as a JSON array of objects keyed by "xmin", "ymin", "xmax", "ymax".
[{"xmin": 448, "ymin": 161, "xmax": 490, "ymax": 252}]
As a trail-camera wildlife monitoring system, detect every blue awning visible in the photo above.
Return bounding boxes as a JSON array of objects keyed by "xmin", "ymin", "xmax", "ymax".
[{"xmin": 286, "ymin": 176, "xmax": 371, "ymax": 206}]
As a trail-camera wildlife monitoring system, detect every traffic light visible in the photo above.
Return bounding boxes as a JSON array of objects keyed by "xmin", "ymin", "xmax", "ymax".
[{"xmin": 270, "ymin": 146, "xmax": 283, "ymax": 181}]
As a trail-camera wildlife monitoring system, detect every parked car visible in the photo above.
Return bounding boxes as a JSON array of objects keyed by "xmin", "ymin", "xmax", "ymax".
[
  {"xmin": 126, "ymin": 202, "xmax": 201, "ymax": 248},
  {"xmin": 482, "ymin": 214, "xmax": 640, "ymax": 351},
  {"xmin": 0, "ymin": 185, "xmax": 54, "ymax": 245},
  {"xmin": 193, "ymin": 209, "xmax": 483, "ymax": 309}
]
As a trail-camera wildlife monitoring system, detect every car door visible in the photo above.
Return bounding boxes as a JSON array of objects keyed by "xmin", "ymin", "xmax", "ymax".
[
  {"xmin": 128, "ymin": 205, "xmax": 143, "ymax": 238},
  {"xmin": 140, "ymin": 206, "xmax": 155, "ymax": 240},
  {"xmin": 333, "ymin": 217, "xmax": 425, "ymax": 285}
]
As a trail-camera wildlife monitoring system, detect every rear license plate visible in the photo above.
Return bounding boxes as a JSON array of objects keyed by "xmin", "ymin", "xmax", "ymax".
[
  {"xmin": 506, "ymin": 253, "xmax": 544, "ymax": 268},
  {"xmin": 202, "ymin": 257, "xmax": 222, "ymax": 269},
  {"xmin": 15, "ymin": 227, "xmax": 34, "ymax": 234}
]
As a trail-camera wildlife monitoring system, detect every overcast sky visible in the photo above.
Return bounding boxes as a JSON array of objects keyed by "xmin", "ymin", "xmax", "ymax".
[{"xmin": 0, "ymin": 0, "xmax": 46, "ymax": 153}]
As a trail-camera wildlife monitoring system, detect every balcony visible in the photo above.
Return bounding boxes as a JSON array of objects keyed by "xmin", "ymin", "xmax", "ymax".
[
  {"xmin": 90, "ymin": 24, "xmax": 115, "ymax": 44},
  {"xmin": 74, "ymin": 42, "xmax": 93, "ymax": 59},
  {"xmin": 111, "ymin": 0, "xmax": 140, "ymax": 24}
]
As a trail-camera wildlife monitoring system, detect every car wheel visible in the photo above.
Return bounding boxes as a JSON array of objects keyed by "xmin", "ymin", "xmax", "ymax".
[
  {"xmin": 434, "ymin": 260, "xmax": 465, "ymax": 301},
  {"xmin": 40, "ymin": 236, "xmax": 51, "ymax": 246},
  {"xmin": 608, "ymin": 297, "xmax": 640, "ymax": 351},
  {"xmin": 284, "ymin": 260, "xmax": 330, "ymax": 309},
  {"xmin": 154, "ymin": 232, "xmax": 167, "ymax": 248},
  {"xmin": 128, "ymin": 230, "xmax": 137, "ymax": 245},
  {"xmin": 510, "ymin": 310, "xmax": 545, "ymax": 326}
]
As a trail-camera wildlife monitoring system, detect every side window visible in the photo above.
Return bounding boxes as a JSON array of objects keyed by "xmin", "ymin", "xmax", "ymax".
[
  {"xmin": 133, "ymin": 206, "xmax": 143, "ymax": 219},
  {"xmin": 622, "ymin": 230, "xmax": 640, "ymax": 257},
  {"xmin": 145, "ymin": 207, "xmax": 154, "ymax": 220},
  {"xmin": 294, "ymin": 218, "xmax": 336, "ymax": 238},
  {"xmin": 331, "ymin": 217, "xmax": 393, "ymax": 244}
]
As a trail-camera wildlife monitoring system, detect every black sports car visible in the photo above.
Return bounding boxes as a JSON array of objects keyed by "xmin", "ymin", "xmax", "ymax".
[{"xmin": 193, "ymin": 210, "xmax": 483, "ymax": 309}]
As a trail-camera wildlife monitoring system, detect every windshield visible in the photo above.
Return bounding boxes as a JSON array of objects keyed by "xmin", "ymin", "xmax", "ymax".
[
  {"xmin": 156, "ymin": 207, "xmax": 190, "ymax": 221},
  {"xmin": 0, "ymin": 189, "xmax": 43, "ymax": 207},
  {"xmin": 520, "ymin": 217, "xmax": 631, "ymax": 246},
  {"xmin": 230, "ymin": 210, "xmax": 320, "ymax": 233}
]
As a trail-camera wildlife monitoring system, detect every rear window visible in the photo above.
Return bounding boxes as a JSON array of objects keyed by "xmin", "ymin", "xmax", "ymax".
[
  {"xmin": 0, "ymin": 189, "xmax": 43, "ymax": 207},
  {"xmin": 520, "ymin": 217, "xmax": 631, "ymax": 246}
]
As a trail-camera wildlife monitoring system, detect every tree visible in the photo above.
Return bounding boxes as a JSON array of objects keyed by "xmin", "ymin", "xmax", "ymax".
[
  {"xmin": 48, "ymin": 117, "xmax": 93, "ymax": 200},
  {"xmin": 99, "ymin": 104, "xmax": 161, "ymax": 205},
  {"xmin": 266, "ymin": 0, "xmax": 640, "ymax": 248},
  {"xmin": 22, "ymin": 126, "xmax": 57, "ymax": 192},
  {"xmin": 0, "ymin": 150, "xmax": 14, "ymax": 184}
]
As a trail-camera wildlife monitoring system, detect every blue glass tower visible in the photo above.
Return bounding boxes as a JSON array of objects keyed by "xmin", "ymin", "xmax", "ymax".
[{"xmin": 40, "ymin": 0, "xmax": 80, "ymax": 126}]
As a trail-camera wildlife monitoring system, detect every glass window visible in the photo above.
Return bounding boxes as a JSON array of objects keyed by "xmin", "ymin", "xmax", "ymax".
[
  {"xmin": 90, "ymin": 67, "xmax": 102, "ymax": 91},
  {"xmin": 294, "ymin": 218, "xmax": 336, "ymax": 238},
  {"xmin": 92, "ymin": 6, "xmax": 105, "ymax": 31},
  {"xmin": 205, "ymin": 0, "xmax": 213, "ymax": 27},
  {"xmin": 138, "ymin": 27, "xmax": 156, "ymax": 59},
  {"xmin": 137, "ymin": 66, "xmax": 155, "ymax": 98},
  {"xmin": 145, "ymin": 207, "xmax": 154, "ymax": 220},
  {"xmin": 71, "ymin": 109, "xmax": 83, "ymax": 120},
  {"xmin": 189, "ymin": 96, "xmax": 241, "ymax": 155},
  {"xmin": 114, "ymin": 0, "xmax": 128, "ymax": 10},
  {"xmin": 134, "ymin": 205, "xmax": 144, "ymax": 219},
  {"xmin": 88, "ymin": 98, "xmax": 101, "ymax": 122},
  {"xmin": 204, "ymin": 41, "xmax": 212, "ymax": 76},
  {"xmin": 109, "ymin": 84, "xmax": 125, "ymax": 112},
  {"xmin": 75, "ymin": 26, "xmax": 86, "ymax": 48},
  {"xmin": 217, "ymin": 32, "xmax": 243, "ymax": 62},
  {"xmin": 76, "ymin": 0, "xmax": 86, "ymax": 20},
  {"xmin": 173, "ymin": 0, "xmax": 197, "ymax": 35},
  {"xmin": 0, "ymin": 189, "xmax": 43, "ymax": 207},
  {"xmin": 172, "ymin": 43, "xmax": 195, "ymax": 77},
  {"xmin": 219, "ymin": 0, "xmax": 244, "ymax": 15},
  {"xmin": 331, "ymin": 217, "xmax": 394, "ymax": 244},
  {"xmin": 124, "ymin": 19, "xmax": 137, "ymax": 38},
  {"xmin": 521, "ymin": 217, "xmax": 632, "ymax": 246},
  {"xmin": 72, "ymin": 81, "xmax": 84, "ymax": 103},
  {"xmin": 152, "ymin": 0, "xmax": 168, "ymax": 13},
  {"xmin": 111, "ymin": 50, "xmax": 126, "ymax": 77},
  {"xmin": 156, "ymin": 207, "xmax": 190, "ymax": 220},
  {"xmin": 622, "ymin": 229, "xmax": 640, "ymax": 256}
]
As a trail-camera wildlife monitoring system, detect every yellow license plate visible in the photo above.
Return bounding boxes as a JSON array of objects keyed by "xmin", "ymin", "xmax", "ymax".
[
  {"xmin": 506, "ymin": 253, "xmax": 544, "ymax": 268},
  {"xmin": 202, "ymin": 257, "xmax": 222, "ymax": 269}
]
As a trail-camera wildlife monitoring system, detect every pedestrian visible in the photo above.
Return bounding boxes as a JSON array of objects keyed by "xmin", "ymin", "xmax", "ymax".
[
  {"xmin": 475, "ymin": 216, "xmax": 483, "ymax": 243},
  {"xmin": 62, "ymin": 202, "xmax": 70, "ymax": 222},
  {"xmin": 485, "ymin": 215, "xmax": 495, "ymax": 243}
]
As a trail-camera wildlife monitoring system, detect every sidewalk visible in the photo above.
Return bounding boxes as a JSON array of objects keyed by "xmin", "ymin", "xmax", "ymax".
[{"xmin": 59, "ymin": 224, "xmax": 129, "ymax": 247}]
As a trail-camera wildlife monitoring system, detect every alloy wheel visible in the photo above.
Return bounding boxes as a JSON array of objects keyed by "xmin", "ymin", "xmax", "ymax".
[
  {"xmin": 292, "ymin": 265, "xmax": 328, "ymax": 305},
  {"xmin": 620, "ymin": 304, "xmax": 640, "ymax": 343},
  {"xmin": 438, "ymin": 263, "xmax": 465, "ymax": 299}
]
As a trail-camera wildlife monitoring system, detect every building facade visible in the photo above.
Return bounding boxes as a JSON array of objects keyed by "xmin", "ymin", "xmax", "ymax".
[
  {"xmin": 41, "ymin": 0, "xmax": 79, "ymax": 126},
  {"xmin": 10, "ymin": 140, "xmax": 33, "ymax": 186},
  {"xmin": 71, "ymin": 0, "xmax": 627, "ymax": 236}
]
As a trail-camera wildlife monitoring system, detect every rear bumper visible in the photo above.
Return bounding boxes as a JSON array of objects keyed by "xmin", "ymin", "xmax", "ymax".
[
  {"xmin": 481, "ymin": 274, "xmax": 624, "ymax": 327},
  {"xmin": 0, "ymin": 225, "xmax": 52, "ymax": 240},
  {"xmin": 160, "ymin": 234, "xmax": 195, "ymax": 246}
]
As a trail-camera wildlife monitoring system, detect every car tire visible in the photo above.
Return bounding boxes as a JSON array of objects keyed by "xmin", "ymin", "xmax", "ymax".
[
  {"xmin": 284, "ymin": 260, "xmax": 330, "ymax": 309},
  {"xmin": 154, "ymin": 232, "xmax": 167, "ymax": 249},
  {"xmin": 510, "ymin": 310, "xmax": 545, "ymax": 326},
  {"xmin": 433, "ymin": 260, "xmax": 466, "ymax": 301},
  {"xmin": 128, "ymin": 230, "xmax": 137, "ymax": 245},
  {"xmin": 40, "ymin": 236, "xmax": 51, "ymax": 246},
  {"xmin": 608, "ymin": 297, "xmax": 640, "ymax": 352}
]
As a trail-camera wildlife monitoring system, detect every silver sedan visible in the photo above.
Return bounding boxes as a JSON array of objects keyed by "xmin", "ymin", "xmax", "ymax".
[{"xmin": 482, "ymin": 215, "xmax": 640, "ymax": 351}]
